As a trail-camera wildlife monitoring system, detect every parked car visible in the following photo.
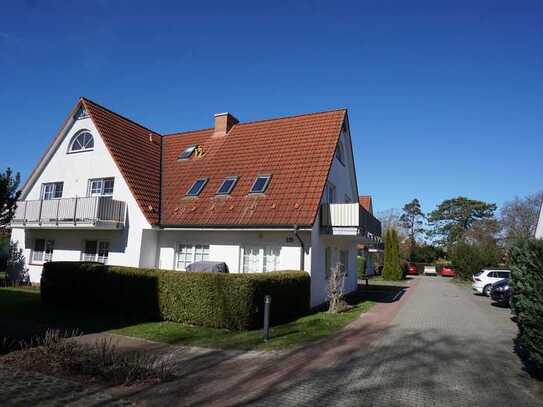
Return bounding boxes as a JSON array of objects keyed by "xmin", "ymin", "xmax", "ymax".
[
  {"xmin": 440, "ymin": 266, "xmax": 456, "ymax": 277},
  {"xmin": 407, "ymin": 264, "xmax": 418, "ymax": 275},
  {"xmin": 472, "ymin": 269, "xmax": 511, "ymax": 296},
  {"xmin": 490, "ymin": 278, "xmax": 512, "ymax": 307},
  {"xmin": 423, "ymin": 265, "xmax": 438, "ymax": 276}
]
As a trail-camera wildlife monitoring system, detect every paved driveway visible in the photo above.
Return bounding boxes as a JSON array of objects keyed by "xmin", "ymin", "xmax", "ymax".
[{"xmin": 246, "ymin": 276, "xmax": 543, "ymax": 406}]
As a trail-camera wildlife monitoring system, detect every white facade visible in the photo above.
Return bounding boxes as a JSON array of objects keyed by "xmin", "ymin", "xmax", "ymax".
[
  {"xmin": 536, "ymin": 201, "xmax": 543, "ymax": 239},
  {"xmin": 11, "ymin": 109, "xmax": 363, "ymax": 307}
]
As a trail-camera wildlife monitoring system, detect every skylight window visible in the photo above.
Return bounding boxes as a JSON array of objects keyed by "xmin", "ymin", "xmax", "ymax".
[
  {"xmin": 216, "ymin": 177, "xmax": 238, "ymax": 195},
  {"xmin": 179, "ymin": 145, "xmax": 197, "ymax": 160},
  {"xmin": 186, "ymin": 178, "xmax": 208, "ymax": 196},
  {"xmin": 250, "ymin": 175, "xmax": 271, "ymax": 194}
]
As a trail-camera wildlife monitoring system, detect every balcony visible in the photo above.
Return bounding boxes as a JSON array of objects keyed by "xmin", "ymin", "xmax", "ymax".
[
  {"xmin": 320, "ymin": 203, "xmax": 382, "ymax": 241},
  {"xmin": 11, "ymin": 197, "xmax": 126, "ymax": 230}
]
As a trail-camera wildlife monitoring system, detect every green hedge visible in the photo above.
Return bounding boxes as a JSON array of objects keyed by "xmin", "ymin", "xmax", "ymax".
[
  {"xmin": 41, "ymin": 262, "xmax": 310, "ymax": 330},
  {"xmin": 510, "ymin": 239, "xmax": 543, "ymax": 373}
]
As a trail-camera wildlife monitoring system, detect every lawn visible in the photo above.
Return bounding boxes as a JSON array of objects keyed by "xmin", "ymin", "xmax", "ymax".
[{"xmin": 0, "ymin": 287, "xmax": 375, "ymax": 352}]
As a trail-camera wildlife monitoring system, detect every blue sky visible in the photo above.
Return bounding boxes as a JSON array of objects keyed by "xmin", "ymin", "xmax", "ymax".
[{"xmin": 1, "ymin": 1, "xmax": 542, "ymax": 215}]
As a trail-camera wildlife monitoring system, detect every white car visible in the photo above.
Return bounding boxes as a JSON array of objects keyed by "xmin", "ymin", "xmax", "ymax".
[
  {"xmin": 472, "ymin": 269, "xmax": 511, "ymax": 296},
  {"xmin": 423, "ymin": 265, "xmax": 437, "ymax": 276}
]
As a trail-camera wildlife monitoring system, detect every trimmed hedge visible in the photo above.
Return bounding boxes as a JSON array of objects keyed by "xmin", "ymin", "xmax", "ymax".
[
  {"xmin": 41, "ymin": 262, "xmax": 310, "ymax": 330},
  {"xmin": 510, "ymin": 239, "xmax": 543, "ymax": 374}
]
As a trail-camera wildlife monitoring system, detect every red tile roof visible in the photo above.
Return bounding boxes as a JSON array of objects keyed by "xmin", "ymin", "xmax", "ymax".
[
  {"xmin": 359, "ymin": 196, "xmax": 373, "ymax": 214},
  {"xmin": 82, "ymin": 98, "xmax": 162, "ymax": 224},
  {"xmin": 75, "ymin": 98, "xmax": 346, "ymax": 227},
  {"xmin": 161, "ymin": 110, "xmax": 346, "ymax": 227}
]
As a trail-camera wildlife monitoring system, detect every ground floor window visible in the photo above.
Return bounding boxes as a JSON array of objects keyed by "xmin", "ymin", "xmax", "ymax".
[
  {"xmin": 242, "ymin": 246, "xmax": 281, "ymax": 273},
  {"xmin": 82, "ymin": 240, "xmax": 110, "ymax": 264},
  {"xmin": 32, "ymin": 239, "xmax": 54, "ymax": 264},
  {"xmin": 176, "ymin": 243, "xmax": 209, "ymax": 270}
]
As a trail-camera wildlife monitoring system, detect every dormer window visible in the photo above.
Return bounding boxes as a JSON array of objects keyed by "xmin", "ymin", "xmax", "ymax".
[
  {"xmin": 178, "ymin": 145, "xmax": 196, "ymax": 160},
  {"xmin": 216, "ymin": 177, "xmax": 238, "ymax": 195},
  {"xmin": 68, "ymin": 131, "xmax": 94, "ymax": 153},
  {"xmin": 250, "ymin": 175, "xmax": 271, "ymax": 194},
  {"xmin": 186, "ymin": 178, "xmax": 208, "ymax": 196}
]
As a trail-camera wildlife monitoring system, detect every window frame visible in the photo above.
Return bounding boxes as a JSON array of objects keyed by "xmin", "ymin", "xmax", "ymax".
[
  {"xmin": 41, "ymin": 182, "xmax": 64, "ymax": 200},
  {"xmin": 82, "ymin": 240, "xmax": 110, "ymax": 264},
  {"xmin": 68, "ymin": 130, "xmax": 94, "ymax": 154},
  {"xmin": 249, "ymin": 175, "xmax": 271, "ymax": 194},
  {"xmin": 175, "ymin": 243, "xmax": 210, "ymax": 271},
  {"xmin": 216, "ymin": 176, "xmax": 239, "ymax": 195},
  {"xmin": 186, "ymin": 178, "xmax": 208, "ymax": 197},
  {"xmin": 241, "ymin": 246, "xmax": 281, "ymax": 273},
  {"xmin": 31, "ymin": 238, "xmax": 54, "ymax": 264},
  {"xmin": 87, "ymin": 177, "xmax": 115, "ymax": 197}
]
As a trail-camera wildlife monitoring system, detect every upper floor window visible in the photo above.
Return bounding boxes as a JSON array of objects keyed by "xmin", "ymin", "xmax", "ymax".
[
  {"xmin": 216, "ymin": 176, "xmax": 238, "ymax": 195},
  {"xmin": 250, "ymin": 175, "xmax": 271, "ymax": 194},
  {"xmin": 336, "ymin": 139, "xmax": 345, "ymax": 165},
  {"xmin": 68, "ymin": 131, "xmax": 94, "ymax": 153},
  {"xmin": 186, "ymin": 178, "xmax": 208, "ymax": 196},
  {"xmin": 41, "ymin": 182, "xmax": 63, "ymax": 200},
  {"xmin": 88, "ymin": 178, "xmax": 114, "ymax": 197}
]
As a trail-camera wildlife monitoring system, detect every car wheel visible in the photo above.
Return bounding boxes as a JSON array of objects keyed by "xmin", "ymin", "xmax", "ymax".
[{"xmin": 483, "ymin": 284, "xmax": 491, "ymax": 297}]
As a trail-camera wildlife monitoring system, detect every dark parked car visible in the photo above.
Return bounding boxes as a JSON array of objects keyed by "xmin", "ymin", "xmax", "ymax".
[{"xmin": 490, "ymin": 278, "xmax": 512, "ymax": 307}]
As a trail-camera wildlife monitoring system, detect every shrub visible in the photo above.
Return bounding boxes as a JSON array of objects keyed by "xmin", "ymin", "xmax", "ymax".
[
  {"xmin": 41, "ymin": 262, "xmax": 310, "ymax": 330},
  {"xmin": 449, "ymin": 241, "xmax": 502, "ymax": 280},
  {"xmin": 510, "ymin": 239, "xmax": 543, "ymax": 374},
  {"xmin": 383, "ymin": 229, "xmax": 402, "ymax": 280}
]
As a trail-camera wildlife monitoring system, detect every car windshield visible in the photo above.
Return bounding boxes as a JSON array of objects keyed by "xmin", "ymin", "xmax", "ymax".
[{"xmin": 474, "ymin": 271, "xmax": 483, "ymax": 277}]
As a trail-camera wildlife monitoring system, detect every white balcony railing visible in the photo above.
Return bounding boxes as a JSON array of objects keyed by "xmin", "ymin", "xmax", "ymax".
[
  {"xmin": 321, "ymin": 203, "xmax": 382, "ymax": 239},
  {"xmin": 11, "ymin": 197, "xmax": 126, "ymax": 229}
]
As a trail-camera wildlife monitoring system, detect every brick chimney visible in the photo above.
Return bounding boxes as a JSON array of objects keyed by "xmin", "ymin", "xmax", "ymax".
[{"xmin": 214, "ymin": 112, "xmax": 239, "ymax": 136}]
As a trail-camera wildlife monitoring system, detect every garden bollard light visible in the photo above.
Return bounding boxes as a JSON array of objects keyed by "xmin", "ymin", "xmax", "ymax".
[{"xmin": 263, "ymin": 295, "xmax": 271, "ymax": 341}]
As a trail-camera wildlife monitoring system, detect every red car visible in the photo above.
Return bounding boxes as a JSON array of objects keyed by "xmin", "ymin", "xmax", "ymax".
[
  {"xmin": 407, "ymin": 264, "xmax": 418, "ymax": 275},
  {"xmin": 440, "ymin": 267, "xmax": 456, "ymax": 277}
]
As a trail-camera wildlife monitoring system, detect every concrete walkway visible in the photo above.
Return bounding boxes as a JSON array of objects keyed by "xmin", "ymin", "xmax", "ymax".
[{"xmin": 112, "ymin": 277, "xmax": 542, "ymax": 406}]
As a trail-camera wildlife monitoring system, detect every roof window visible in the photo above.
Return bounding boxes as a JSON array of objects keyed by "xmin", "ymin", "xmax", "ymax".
[
  {"xmin": 179, "ymin": 145, "xmax": 197, "ymax": 160},
  {"xmin": 216, "ymin": 177, "xmax": 238, "ymax": 195},
  {"xmin": 186, "ymin": 178, "xmax": 208, "ymax": 196},
  {"xmin": 250, "ymin": 175, "xmax": 271, "ymax": 194}
]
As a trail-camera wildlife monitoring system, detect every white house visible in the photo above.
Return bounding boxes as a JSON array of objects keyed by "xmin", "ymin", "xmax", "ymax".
[
  {"xmin": 10, "ymin": 98, "xmax": 381, "ymax": 307},
  {"xmin": 536, "ymin": 200, "xmax": 543, "ymax": 239}
]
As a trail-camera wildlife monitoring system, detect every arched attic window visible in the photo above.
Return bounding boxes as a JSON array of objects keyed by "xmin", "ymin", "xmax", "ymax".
[{"xmin": 68, "ymin": 130, "xmax": 94, "ymax": 153}]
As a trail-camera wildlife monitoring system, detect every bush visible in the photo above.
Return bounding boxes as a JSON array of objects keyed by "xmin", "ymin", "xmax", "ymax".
[
  {"xmin": 510, "ymin": 239, "xmax": 543, "ymax": 374},
  {"xmin": 383, "ymin": 229, "xmax": 402, "ymax": 280},
  {"xmin": 449, "ymin": 241, "xmax": 502, "ymax": 280},
  {"xmin": 356, "ymin": 256, "xmax": 366, "ymax": 280},
  {"xmin": 41, "ymin": 262, "xmax": 310, "ymax": 330}
]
